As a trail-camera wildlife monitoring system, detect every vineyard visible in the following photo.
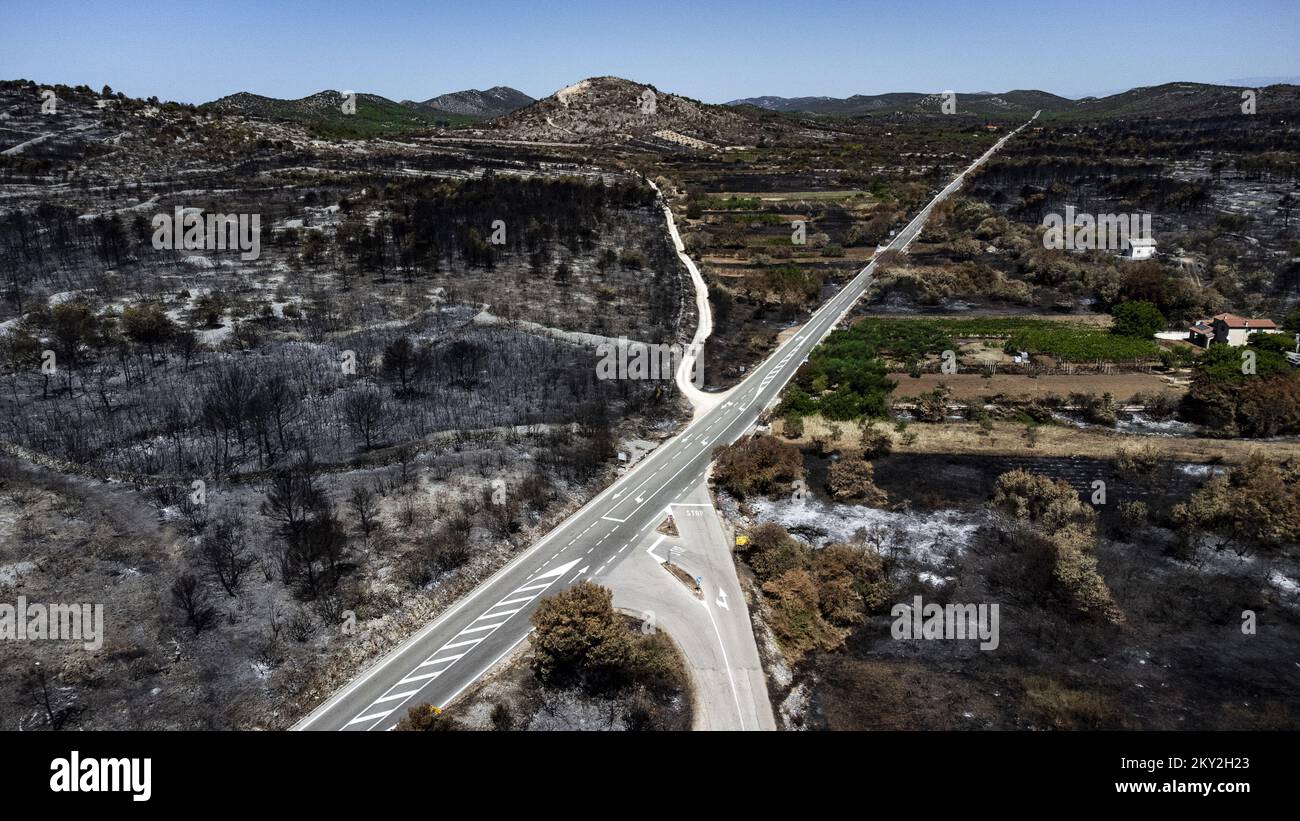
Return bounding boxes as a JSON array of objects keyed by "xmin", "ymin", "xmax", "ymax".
[{"xmin": 845, "ymin": 317, "xmax": 1163, "ymax": 363}]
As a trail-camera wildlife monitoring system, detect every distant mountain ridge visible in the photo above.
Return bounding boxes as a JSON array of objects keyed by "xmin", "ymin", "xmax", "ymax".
[
  {"xmin": 203, "ymin": 85, "xmax": 535, "ymax": 137},
  {"xmin": 728, "ymin": 89, "xmax": 1074, "ymax": 117},
  {"xmin": 187, "ymin": 79, "xmax": 1300, "ymax": 143},
  {"xmin": 404, "ymin": 86, "xmax": 533, "ymax": 118},
  {"xmin": 202, "ymin": 89, "xmax": 477, "ymax": 136},
  {"xmin": 727, "ymin": 82, "xmax": 1300, "ymax": 119}
]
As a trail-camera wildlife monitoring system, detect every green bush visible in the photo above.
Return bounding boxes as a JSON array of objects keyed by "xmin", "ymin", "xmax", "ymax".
[{"xmin": 1110, "ymin": 300, "xmax": 1166, "ymax": 338}]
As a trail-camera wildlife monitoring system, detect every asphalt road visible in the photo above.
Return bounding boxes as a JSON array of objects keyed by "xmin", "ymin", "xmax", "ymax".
[
  {"xmin": 294, "ymin": 113, "xmax": 1037, "ymax": 731},
  {"xmin": 606, "ymin": 479, "xmax": 776, "ymax": 730}
]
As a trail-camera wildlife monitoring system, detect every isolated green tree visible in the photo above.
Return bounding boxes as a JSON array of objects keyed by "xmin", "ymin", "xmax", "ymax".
[
  {"xmin": 529, "ymin": 581, "xmax": 633, "ymax": 690},
  {"xmin": 1110, "ymin": 300, "xmax": 1165, "ymax": 338}
]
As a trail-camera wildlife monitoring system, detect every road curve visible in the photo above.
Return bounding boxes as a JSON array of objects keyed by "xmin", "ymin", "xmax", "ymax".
[{"xmin": 294, "ymin": 113, "xmax": 1038, "ymax": 731}]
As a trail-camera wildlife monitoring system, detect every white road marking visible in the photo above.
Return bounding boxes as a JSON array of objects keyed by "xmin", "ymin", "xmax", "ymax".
[
  {"xmin": 479, "ymin": 606, "xmax": 522, "ymax": 619},
  {"xmin": 645, "ymin": 535, "xmax": 667, "ymax": 563},
  {"xmin": 495, "ymin": 595, "xmax": 536, "ymax": 607},
  {"xmin": 459, "ymin": 622, "xmax": 504, "ymax": 634},
  {"xmin": 345, "ymin": 710, "xmax": 394, "ymax": 727},
  {"xmin": 512, "ymin": 582, "xmax": 552, "ymax": 594},
  {"xmin": 699, "ymin": 596, "xmax": 745, "ymax": 731},
  {"xmin": 441, "ymin": 638, "xmax": 484, "ymax": 650},
  {"xmin": 373, "ymin": 690, "xmax": 420, "ymax": 704}
]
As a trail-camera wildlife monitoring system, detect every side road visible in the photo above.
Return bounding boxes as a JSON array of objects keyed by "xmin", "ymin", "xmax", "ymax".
[{"xmin": 605, "ymin": 478, "xmax": 775, "ymax": 731}]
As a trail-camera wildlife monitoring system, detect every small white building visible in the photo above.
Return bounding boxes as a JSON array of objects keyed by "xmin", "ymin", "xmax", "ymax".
[{"xmin": 1124, "ymin": 237, "xmax": 1157, "ymax": 260}]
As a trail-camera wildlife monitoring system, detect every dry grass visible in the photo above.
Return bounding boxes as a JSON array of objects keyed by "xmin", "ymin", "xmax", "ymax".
[
  {"xmin": 892, "ymin": 372, "xmax": 1182, "ymax": 401},
  {"xmin": 1021, "ymin": 675, "xmax": 1129, "ymax": 729},
  {"xmin": 779, "ymin": 415, "xmax": 1300, "ymax": 464},
  {"xmin": 861, "ymin": 312, "xmax": 1116, "ymax": 327}
]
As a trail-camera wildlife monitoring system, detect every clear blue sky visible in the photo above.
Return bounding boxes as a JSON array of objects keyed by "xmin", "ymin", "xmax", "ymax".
[{"xmin": 2, "ymin": 0, "xmax": 1297, "ymax": 103}]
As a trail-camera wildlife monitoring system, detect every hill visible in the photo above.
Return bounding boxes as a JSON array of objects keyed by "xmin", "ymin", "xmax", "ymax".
[
  {"xmin": 202, "ymin": 90, "xmax": 476, "ymax": 137},
  {"xmin": 405, "ymin": 86, "xmax": 534, "ymax": 119},
  {"xmin": 1061, "ymin": 81, "xmax": 1300, "ymax": 120},
  {"xmin": 488, "ymin": 76, "xmax": 823, "ymax": 147}
]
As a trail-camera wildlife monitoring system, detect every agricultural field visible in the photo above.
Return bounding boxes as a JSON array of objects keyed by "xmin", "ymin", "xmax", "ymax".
[{"xmin": 645, "ymin": 124, "xmax": 1002, "ymax": 389}]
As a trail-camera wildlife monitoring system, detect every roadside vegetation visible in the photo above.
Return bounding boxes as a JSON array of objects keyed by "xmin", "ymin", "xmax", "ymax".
[
  {"xmin": 716, "ymin": 432, "xmax": 1300, "ymax": 730},
  {"xmin": 397, "ymin": 582, "xmax": 691, "ymax": 730}
]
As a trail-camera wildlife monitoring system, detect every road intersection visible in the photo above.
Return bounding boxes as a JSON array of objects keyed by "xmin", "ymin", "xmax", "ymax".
[{"xmin": 294, "ymin": 113, "xmax": 1038, "ymax": 731}]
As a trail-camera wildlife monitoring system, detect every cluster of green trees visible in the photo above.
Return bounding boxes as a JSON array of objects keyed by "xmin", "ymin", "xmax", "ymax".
[
  {"xmin": 1182, "ymin": 338, "xmax": 1300, "ymax": 437},
  {"xmin": 778, "ymin": 324, "xmax": 904, "ymax": 421}
]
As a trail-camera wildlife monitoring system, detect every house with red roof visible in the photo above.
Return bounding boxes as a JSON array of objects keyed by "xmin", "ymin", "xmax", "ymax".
[{"xmin": 1187, "ymin": 313, "xmax": 1278, "ymax": 348}]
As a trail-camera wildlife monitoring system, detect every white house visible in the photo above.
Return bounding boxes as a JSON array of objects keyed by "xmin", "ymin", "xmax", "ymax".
[{"xmin": 1124, "ymin": 237, "xmax": 1157, "ymax": 260}]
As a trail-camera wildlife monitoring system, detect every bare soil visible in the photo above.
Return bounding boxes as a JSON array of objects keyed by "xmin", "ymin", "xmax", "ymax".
[
  {"xmin": 892, "ymin": 372, "xmax": 1183, "ymax": 401},
  {"xmin": 779, "ymin": 416, "xmax": 1300, "ymax": 464}
]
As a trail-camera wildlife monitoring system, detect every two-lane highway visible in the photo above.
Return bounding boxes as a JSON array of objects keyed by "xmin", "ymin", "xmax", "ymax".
[{"xmin": 294, "ymin": 113, "xmax": 1037, "ymax": 731}]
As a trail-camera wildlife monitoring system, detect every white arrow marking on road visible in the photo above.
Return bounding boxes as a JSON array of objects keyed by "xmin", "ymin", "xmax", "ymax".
[
  {"xmin": 535, "ymin": 557, "xmax": 581, "ymax": 581},
  {"xmin": 716, "ymin": 589, "xmax": 729, "ymax": 610},
  {"xmin": 569, "ymin": 565, "xmax": 589, "ymax": 583}
]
